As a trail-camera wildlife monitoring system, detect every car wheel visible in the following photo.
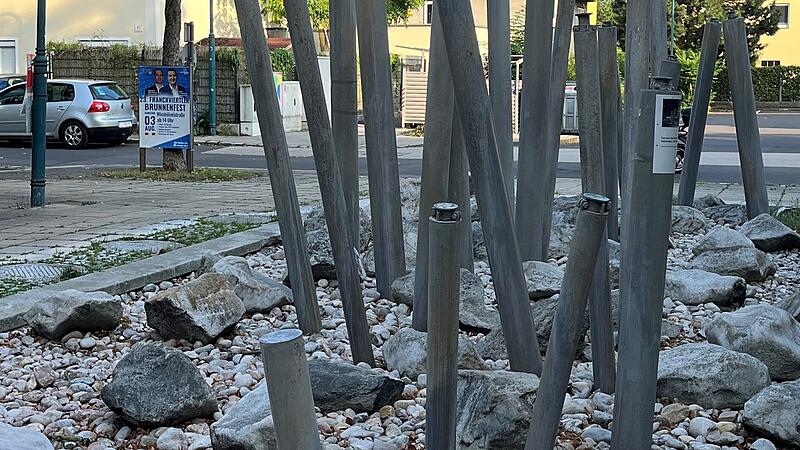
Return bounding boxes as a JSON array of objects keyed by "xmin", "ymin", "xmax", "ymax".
[{"xmin": 60, "ymin": 121, "xmax": 89, "ymax": 149}]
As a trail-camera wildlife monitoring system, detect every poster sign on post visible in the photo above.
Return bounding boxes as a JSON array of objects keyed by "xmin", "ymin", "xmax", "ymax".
[
  {"xmin": 652, "ymin": 94, "xmax": 682, "ymax": 174},
  {"xmin": 137, "ymin": 66, "xmax": 193, "ymax": 150},
  {"xmin": 22, "ymin": 53, "xmax": 34, "ymax": 134}
]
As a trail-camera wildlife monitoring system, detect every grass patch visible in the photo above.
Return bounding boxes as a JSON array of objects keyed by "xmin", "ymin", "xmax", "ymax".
[
  {"xmin": 0, "ymin": 277, "xmax": 37, "ymax": 298},
  {"xmin": 775, "ymin": 207, "xmax": 800, "ymax": 232},
  {"xmin": 97, "ymin": 168, "xmax": 261, "ymax": 182},
  {"xmin": 42, "ymin": 242, "xmax": 153, "ymax": 280},
  {"xmin": 145, "ymin": 218, "xmax": 261, "ymax": 246}
]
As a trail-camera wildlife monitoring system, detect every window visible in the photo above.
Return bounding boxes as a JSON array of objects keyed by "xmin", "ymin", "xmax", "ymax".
[
  {"xmin": 423, "ymin": 1, "xmax": 434, "ymax": 24},
  {"xmin": 48, "ymin": 83, "xmax": 75, "ymax": 102},
  {"xmin": 90, "ymin": 83, "xmax": 129, "ymax": 100},
  {"xmin": 773, "ymin": 4, "xmax": 789, "ymax": 28},
  {"xmin": 0, "ymin": 85, "xmax": 25, "ymax": 105},
  {"xmin": 761, "ymin": 60, "xmax": 781, "ymax": 67},
  {"xmin": 0, "ymin": 39, "xmax": 17, "ymax": 75}
]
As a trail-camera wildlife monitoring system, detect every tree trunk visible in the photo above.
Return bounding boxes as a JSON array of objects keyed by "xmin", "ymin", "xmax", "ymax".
[{"xmin": 162, "ymin": 0, "xmax": 186, "ymax": 171}]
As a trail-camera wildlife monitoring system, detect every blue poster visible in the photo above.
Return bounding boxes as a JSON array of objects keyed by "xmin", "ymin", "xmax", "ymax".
[{"xmin": 138, "ymin": 66, "xmax": 192, "ymax": 149}]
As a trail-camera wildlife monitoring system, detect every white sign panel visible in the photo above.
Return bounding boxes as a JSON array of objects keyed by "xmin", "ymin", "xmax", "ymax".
[
  {"xmin": 138, "ymin": 66, "xmax": 192, "ymax": 149},
  {"xmin": 652, "ymin": 93, "xmax": 682, "ymax": 174}
]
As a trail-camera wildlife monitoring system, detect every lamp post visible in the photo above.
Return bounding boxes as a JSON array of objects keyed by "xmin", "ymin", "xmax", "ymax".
[
  {"xmin": 208, "ymin": 0, "xmax": 217, "ymax": 136},
  {"xmin": 30, "ymin": 0, "xmax": 47, "ymax": 207}
]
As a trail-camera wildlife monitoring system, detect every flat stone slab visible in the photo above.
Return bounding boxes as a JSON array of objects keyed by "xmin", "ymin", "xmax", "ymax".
[
  {"xmin": 206, "ymin": 213, "xmax": 276, "ymax": 225},
  {"xmin": 100, "ymin": 240, "xmax": 184, "ymax": 254},
  {"xmin": 0, "ymin": 263, "xmax": 67, "ymax": 284}
]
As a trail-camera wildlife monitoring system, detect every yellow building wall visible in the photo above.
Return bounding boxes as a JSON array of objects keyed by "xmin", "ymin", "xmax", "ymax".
[{"xmin": 758, "ymin": 1, "xmax": 800, "ymax": 66}]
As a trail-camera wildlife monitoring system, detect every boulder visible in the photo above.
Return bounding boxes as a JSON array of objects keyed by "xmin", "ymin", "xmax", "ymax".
[
  {"xmin": 656, "ymin": 343, "xmax": 770, "ymax": 409},
  {"xmin": 308, "ymin": 360, "xmax": 404, "ymax": 413},
  {"xmin": 688, "ymin": 247, "xmax": 777, "ymax": 283},
  {"xmin": 101, "ymin": 342, "xmax": 217, "ymax": 427},
  {"xmin": 706, "ymin": 304, "xmax": 800, "ymax": 381},
  {"xmin": 0, "ymin": 423, "xmax": 54, "ymax": 450},
  {"xmin": 703, "ymin": 204, "xmax": 748, "ymax": 226},
  {"xmin": 739, "ymin": 213, "xmax": 800, "ymax": 252},
  {"xmin": 382, "ymin": 328, "xmax": 483, "ymax": 378},
  {"xmin": 145, "ymin": 273, "xmax": 245, "ymax": 344},
  {"xmin": 305, "ymin": 228, "xmax": 338, "ymax": 280},
  {"xmin": 608, "ymin": 240, "xmax": 621, "ymax": 289},
  {"xmin": 476, "ymin": 328, "xmax": 508, "ymax": 361},
  {"xmin": 672, "ymin": 206, "xmax": 710, "ymax": 234},
  {"xmin": 455, "ymin": 369, "xmax": 540, "ymax": 449},
  {"xmin": 210, "ymin": 381, "xmax": 276, "ymax": 450},
  {"xmin": 664, "ymin": 269, "xmax": 746, "ymax": 306},
  {"xmin": 693, "ymin": 194, "xmax": 726, "ymax": 209},
  {"xmin": 692, "ymin": 226, "xmax": 755, "ymax": 256},
  {"xmin": 209, "ymin": 256, "xmax": 292, "ymax": 313},
  {"xmin": 304, "ymin": 205, "xmax": 372, "ymax": 253},
  {"xmin": 363, "ymin": 232, "xmax": 417, "ymax": 277},
  {"xmin": 742, "ymin": 380, "xmax": 800, "ymax": 447},
  {"xmin": 552, "ymin": 195, "xmax": 581, "ymax": 226},
  {"xmin": 776, "ymin": 291, "xmax": 800, "ymax": 322},
  {"xmin": 548, "ymin": 221, "xmax": 574, "ymax": 260},
  {"xmin": 522, "ymin": 261, "xmax": 564, "ymax": 300},
  {"xmin": 24, "ymin": 290, "xmax": 122, "ymax": 340},
  {"xmin": 472, "ymin": 221, "xmax": 488, "ymax": 262}
]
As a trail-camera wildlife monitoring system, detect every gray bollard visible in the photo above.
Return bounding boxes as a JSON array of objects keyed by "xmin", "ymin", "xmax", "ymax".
[
  {"xmin": 232, "ymin": 0, "xmax": 320, "ymax": 334},
  {"xmin": 355, "ymin": 0, "xmax": 407, "ymax": 298},
  {"xmin": 678, "ymin": 20, "xmax": 722, "ymax": 206},
  {"xmin": 426, "ymin": 202, "xmax": 462, "ymax": 450},
  {"xmin": 448, "ymin": 110, "xmax": 474, "ymax": 272},
  {"xmin": 436, "ymin": 0, "xmax": 544, "ymax": 374},
  {"xmin": 650, "ymin": 0, "xmax": 669, "ymax": 71},
  {"xmin": 598, "ymin": 23, "xmax": 621, "ymax": 241},
  {"xmin": 283, "ymin": 0, "xmax": 375, "ymax": 365},
  {"xmin": 658, "ymin": 56, "xmax": 682, "ymax": 91},
  {"xmin": 488, "ymin": 0, "xmax": 514, "ymax": 209},
  {"xmin": 259, "ymin": 329, "xmax": 322, "ymax": 449},
  {"xmin": 611, "ymin": 77, "xmax": 681, "ymax": 450},
  {"xmin": 412, "ymin": 1, "xmax": 454, "ymax": 332},
  {"xmin": 573, "ymin": 14, "xmax": 616, "ymax": 394},
  {"xmin": 722, "ymin": 16, "xmax": 770, "ymax": 218},
  {"xmin": 524, "ymin": 193, "xmax": 610, "ymax": 450}
]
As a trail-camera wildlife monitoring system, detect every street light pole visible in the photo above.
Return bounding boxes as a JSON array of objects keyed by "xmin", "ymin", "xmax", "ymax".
[
  {"xmin": 30, "ymin": 0, "xmax": 47, "ymax": 208},
  {"xmin": 208, "ymin": 0, "xmax": 217, "ymax": 136}
]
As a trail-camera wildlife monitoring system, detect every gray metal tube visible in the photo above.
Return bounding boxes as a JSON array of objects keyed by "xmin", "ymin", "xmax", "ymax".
[
  {"xmin": 612, "ymin": 78, "xmax": 680, "ymax": 450},
  {"xmin": 426, "ymin": 202, "xmax": 462, "ymax": 450},
  {"xmin": 448, "ymin": 110, "xmax": 474, "ymax": 272},
  {"xmin": 722, "ymin": 16, "xmax": 770, "ymax": 218},
  {"xmin": 598, "ymin": 23, "xmax": 621, "ymax": 241},
  {"xmin": 412, "ymin": 1, "xmax": 454, "ymax": 332},
  {"xmin": 515, "ymin": 0, "xmax": 556, "ymax": 260},
  {"xmin": 259, "ymin": 329, "xmax": 321, "ymax": 449},
  {"xmin": 659, "ymin": 56, "xmax": 681, "ymax": 91},
  {"xmin": 525, "ymin": 193, "xmax": 610, "ymax": 450},
  {"xmin": 436, "ymin": 0, "xmax": 544, "ymax": 374},
  {"xmin": 284, "ymin": 0, "xmax": 375, "ymax": 365},
  {"xmin": 488, "ymin": 0, "xmax": 514, "ymax": 208},
  {"xmin": 233, "ymin": 0, "xmax": 320, "ymax": 334},
  {"xmin": 574, "ymin": 16, "xmax": 616, "ymax": 394},
  {"xmin": 330, "ymin": 0, "xmax": 360, "ymax": 245},
  {"xmin": 355, "ymin": 0, "xmax": 407, "ymax": 297},
  {"xmin": 650, "ymin": 0, "xmax": 668, "ymax": 70},
  {"xmin": 677, "ymin": 20, "xmax": 721, "ymax": 206}
]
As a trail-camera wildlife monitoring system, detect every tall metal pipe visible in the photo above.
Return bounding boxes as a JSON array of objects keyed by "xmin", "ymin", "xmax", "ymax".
[
  {"xmin": 650, "ymin": 0, "xmax": 668, "ymax": 70},
  {"xmin": 598, "ymin": 23, "xmax": 621, "ymax": 241},
  {"xmin": 525, "ymin": 193, "xmax": 610, "ymax": 450},
  {"xmin": 448, "ymin": 110, "xmax": 474, "ymax": 272},
  {"xmin": 259, "ymin": 330, "xmax": 321, "ymax": 449},
  {"xmin": 488, "ymin": 0, "xmax": 514, "ymax": 208},
  {"xmin": 658, "ymin": 56, "xmax": 681, "ymax": 91},
  {"xmin": 208, "ymin": 0, "xmax": 217, "ymax": 136},
  {"xmin": 425, "ymin": 202, "xmax": 462, "ymax": 449},
  {"xmin": 30, "ymin": 0, "xmax": 47, "ymax": 207}
]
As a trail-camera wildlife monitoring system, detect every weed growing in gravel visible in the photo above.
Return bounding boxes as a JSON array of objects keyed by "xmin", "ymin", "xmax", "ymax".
[{"xmin": 145, "ymin": 219, "xmax": 261, "ymax": 246}]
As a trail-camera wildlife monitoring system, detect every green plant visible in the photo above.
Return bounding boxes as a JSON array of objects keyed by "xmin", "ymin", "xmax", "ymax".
[
  {"xmin": 195, "ymin": 109, "xmax": 211, "ymax": 135},
  {"xmin": 712, "ymin": 65, "xmax": 800, "ymax": 102},
  {"xmin": 259, "ymin": 0, "xmax": 425, "ymax": 27},
  {"xmin": 146, "ymin": 219, "xmax": 262, "ymax": 246},
  {"xmin": 46, "ymin": 40, "xmax": 85, "ymax": 53},
  {"xmin": 217, "ymin": 47, "xmax": 245, "ymax": 71},
  {"xmin": 97, "ymin": 168, "xmax": 261, "ymax": 182},
  {"xmin": 271, "ymin": 48, "xmax": 296, "ymax": 81},
  {"xmin": 0, "ymin": 277, "xmax": 37, "ymax": 299}
]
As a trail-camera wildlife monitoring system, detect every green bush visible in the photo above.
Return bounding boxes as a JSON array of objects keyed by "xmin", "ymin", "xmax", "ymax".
[{"xmin": 712, "ymin": 66, "xmax": 800, "ymax": 102}]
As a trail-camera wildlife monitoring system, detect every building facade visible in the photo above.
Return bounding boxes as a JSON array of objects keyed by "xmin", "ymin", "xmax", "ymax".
[{"xmin": 758, "ymin": 1, "xmax": 799, "ymax": 66}]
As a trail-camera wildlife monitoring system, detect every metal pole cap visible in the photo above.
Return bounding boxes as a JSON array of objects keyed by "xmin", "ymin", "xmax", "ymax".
[
  {"xmin": 650, "ymin": 76, "xmax": 673, "ymax": 90},
  {"xmin": 580, "ymin": 193, "xmax": 611, "ymax": 214},
  {"xmin": 431, "ymin": 202, "xmax": 461, "ymax": 222}
]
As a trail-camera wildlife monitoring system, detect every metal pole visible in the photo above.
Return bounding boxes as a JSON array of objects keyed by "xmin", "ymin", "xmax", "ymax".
[
  {"xmin": 598, "ymin": 23, "xmax": 621, "ymax": 241},
  {"xmin": 515, "ymin": 0, "xmax": 556, "ymax": 260},
  {"xmin": 651, "ymin": 0, "xmax": 668, "ymax": 71},
  {"xmin": 30, "ymin": 0, "xmax": 47, "ymax": 208},
  {"xmin": 658, "ymin": 56, "xmax": 681, "ymax": 91},
  {"xmin": 573, "ymin": 14, "xmax": 616, "ymax": 394},
  {"xmin": 355, "ymin": 0, "xmax": 406, "ymax": 298},
  {"xmin": 436, "ymin": 0, "xmax": 543, "ymax": 374},
  {"xmin": 412, "ymin": 2, "xmax": 454, "ymax": 332},
  {"xmin": 722, "ymin": 16, "xmax": 770, "ymax": 218},
  {"xmin": 283, "ymin": 0, "xmax": 375, "ymax": 365},
  {"xmin": 671, "ymin": 0, "xmax": 676, "ymax": 54},
  {"xmin": 426, "ymin": 202, "xmax": 462, "ymax": 450},
  {"xmin": 233, "ymin": 0, "xmax": 321, "ymax": 334},
  {"xmin": 448, "ymin": 109, "xmax": 474, "ymax": 272},
  {"xmin": 525, "ymin": 193, "xmax": 610, "ymax": 450},
  {"xmin": 611, "ymin": 77, "xmax": 680, "ymax": 450},
  {"xmin": 259, "ymin": 330, "xmax": 321, "ymax": 449},
  {"xmin": 208, "ymin": 0, "xmax": 217, "ymax": 136},
  {"xmin": 330, "ymin": 0, "xmax": 360, "ymax": 245},
  {"xmin": 488, "ymin": 0, "xmax": 514, "ymax": 208}
]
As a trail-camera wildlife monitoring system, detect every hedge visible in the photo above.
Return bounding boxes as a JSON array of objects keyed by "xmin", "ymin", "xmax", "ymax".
[{"xmin": 712, "ymin": 65, "xmax": 800, "ymax": 102}]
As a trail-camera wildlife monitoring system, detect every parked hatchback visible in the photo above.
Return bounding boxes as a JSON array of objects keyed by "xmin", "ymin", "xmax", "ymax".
[
  {"xmin": 0, "ymin": 74, "xmax": 25, "ymax": 90},
  {"xmin": 0, "ymin": 79, "xmax": 137, "ymax": 149}
]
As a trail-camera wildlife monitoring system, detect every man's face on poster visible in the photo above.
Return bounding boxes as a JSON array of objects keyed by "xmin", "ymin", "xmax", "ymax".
[
  {"xmin": 168, "ymin": 70, "xmax": 178, "ymax": 87},
  {"xmin": 154, "ymin": 69, "xmax": 163, "ymax": 84}
]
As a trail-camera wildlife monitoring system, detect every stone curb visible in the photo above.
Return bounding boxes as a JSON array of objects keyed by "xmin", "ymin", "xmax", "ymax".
[{"xmin": 0, "ymin": 223, "xmax": 282, "ymax": 333}]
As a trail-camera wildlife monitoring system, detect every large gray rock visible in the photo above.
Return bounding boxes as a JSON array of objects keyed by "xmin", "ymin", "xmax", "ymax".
[
  {"xmin": 776, "ymin": 291, "xmax": 800, "ymax": 322},
  {"xmin": 739, "ymin": 213, "xmax": 800, "ymax": 252},
  {"xmin": 472, "ymin": 221, "xmax": 488, "ymax": 262},
  {"xmin": 693, "ymin": 194, "xmax": 726, "ymax": 209},
  {"xmin": 689, "ymin": 247, "xmax": 777, "ymax": 282},
  {"xmin": 522, "ymin": 261, "xmax": 564, "ymax": 300},
  {"xmin": 672, "ymin": 206, "xmax": 710, "ymax": 234},
  {"xmin": 101, "ymin": 342, "xmax": 217, "ymax": 427},
  {"xmin": 548, "ymin": 221, "xmax": 574, "ymax": 260},
  {"xmin": 706, "ymin": 304, "xmax": 800, "ymax": 381},
  {"xmin": 382, "ymin": 328, "xmax": 483, "ymax": 378},
  {"xmin": 742, "ymin": 380, "xmax": 800, "ymax": 447},
  {"xmin": 363, "ymin": 232, "xmax": 417, "ymax": 277},
  {"xmin": 0, "ymin": 423, "xmax": 54, "ymax": 450},
  {"xmin": 664, "ymin": 269, "xmax": 746, "ymax": 306},
  {"xmin": 304, "ymin": 206, "xmax": 373, "ymax": 279},
  {"xmin": 692, "ymin": 226, "xmax": 755, "ymax": 256},
  {"xmin": 656, "ymin": 343, "xmax": 770, "ymax": 409},
  {"xmin": 209, "ymin": 256, "xmax": 291, "ymax": 313},
  {"xmin": 145, "ymin": 273, "xmax": 245, "ymax": 344},
  {"xmin": 210, "ymin": 381, "xmax": 276, "ymax": 450},
  {"xmin": 304, "ymin": 205, "xmax": 372, "ymax": 253},
  {"xmin": 24, "ymin": 290, "xmax": 122, "ymax": 340},
  {"xmin": 552, "ymin": 195, "xmax": 581, "ymax": 226},
  {"xmin": 308, "ymin": 360, "xmax": 404, "ymax": 413},
  {"xmin": 608, "ymin": 240, "xmax": 621, "ymax": 289},
  {"xmin": 703, "ymin": 204, "xmax": 748, "ymax": 226},
  {"xmin": 455, "ymin": 369, "xmax": 540, "ymax": 449}
]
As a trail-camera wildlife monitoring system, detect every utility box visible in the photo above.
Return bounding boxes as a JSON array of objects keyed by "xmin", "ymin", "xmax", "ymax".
[
  {"xmin": 281, "ymin": 81, "xmax": 304, "ymax": 132},
  {"xmin": 562, "ymin": 82, "xmax": 579, "ymax": 134},
  {"xmin": 239, "ymin": 84, "xmax": 259, "ymax": 136}
]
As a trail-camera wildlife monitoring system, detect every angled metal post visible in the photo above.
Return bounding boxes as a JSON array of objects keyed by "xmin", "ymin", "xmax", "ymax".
[
  {"xmin": 330, "ymin": 0, "xmax": 360, "ymax": 244},
  {"xmin": 283, "ymin": 0, "xmax": 374, "ymax": 365},
  {"xmin": 612, "ymin": 77, "xmax": 680, "ymax": 450},
  {"xmin": 598, "ymin": 23, "xmax": 621, "ymax": 241},
  {"xmin": 355, "ymin": 0, "xmax": 406, "ymax": 298},
  {"xmin": 259, "ymin": 330, "xmax": 321, "ymax": 449},
  {"xmin": 722, "ymin": 16, "xmax": 769, "ymax": 218},
  {"xmin": 448, "ymin": 109, "xmax": 474, "ymax": 272},
  {"xmin": 525, "ymin": 193, "xmax": 610, "ymax": 450},
  {"xmin": 426, "ymin": 202, "xmax": 462, "ymax": 449},
  {"xmin": 650, "ymin": 0, "xmax": 668, "ymax": 70},
  {"xmin": 233, "ymin": 0, "xmax": 320, "ymax": 333},
  {"xmin": 488, "ymin": 0, "xmax": 514, "ymax": 208},
  {"xmin": 436, "ymin": 0, "xmax": 543, "ymax": 374},
  {"xmin": 677, "ymin": 20, "xmax": 721, "ymax": 206}
]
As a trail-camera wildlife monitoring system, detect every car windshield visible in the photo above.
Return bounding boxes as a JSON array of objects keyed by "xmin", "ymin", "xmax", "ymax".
[{"xmin": 90, "ymin": 83, "xmax": 129, "ymax": 100}]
